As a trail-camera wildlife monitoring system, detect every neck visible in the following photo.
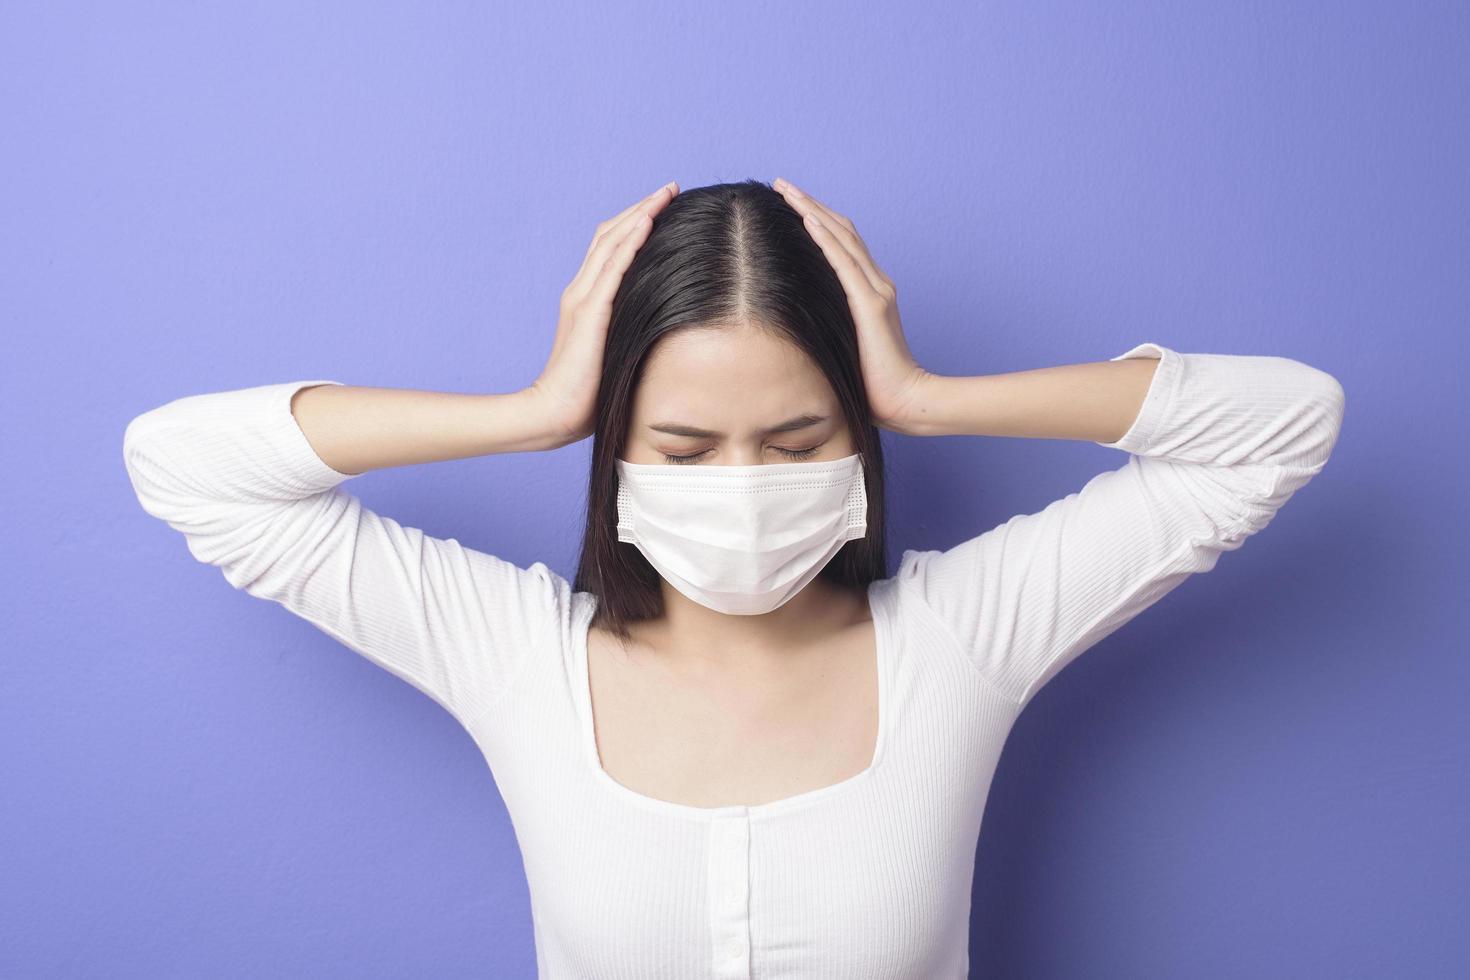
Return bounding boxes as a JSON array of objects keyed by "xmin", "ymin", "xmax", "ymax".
[{"xmin": 650, "ymin": 574, "xmax": 868, "ymax": 666}]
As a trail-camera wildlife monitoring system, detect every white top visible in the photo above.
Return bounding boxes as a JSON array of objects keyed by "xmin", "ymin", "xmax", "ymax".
[{"xmin": 122, "ymin": 342, "xmax": 1344, "ymax": 979}]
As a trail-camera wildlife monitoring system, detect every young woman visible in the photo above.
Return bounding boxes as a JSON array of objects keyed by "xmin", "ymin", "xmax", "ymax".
[{"xmin": 123, "ymin": 178, "xmax": 1345, "ymax": 978}]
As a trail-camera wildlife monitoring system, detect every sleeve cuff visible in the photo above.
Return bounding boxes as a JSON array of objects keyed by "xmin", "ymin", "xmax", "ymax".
[
  {"xmin": 1092, "ymin": 342, "xmax": 1183, "ymax": 454},
  {"xmin": 271, "ymin": 379, "xmax": 358, "ymax": 490}
]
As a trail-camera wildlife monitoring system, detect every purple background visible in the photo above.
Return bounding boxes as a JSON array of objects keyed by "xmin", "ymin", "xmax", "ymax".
[{"xmin": 5, "ymin": 2, "xmax": 1466, "ymax": 977}]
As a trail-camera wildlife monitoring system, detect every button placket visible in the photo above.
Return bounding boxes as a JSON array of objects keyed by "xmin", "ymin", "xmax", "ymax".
[{"xmin": 708, "ymin": 814, "xmax": 751, "ymax": 979}]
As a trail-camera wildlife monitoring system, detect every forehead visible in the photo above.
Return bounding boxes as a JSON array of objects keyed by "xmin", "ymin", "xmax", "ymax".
[{"xmin": 632, "ymin": 324, "xmax": 836, "ymax": 424}]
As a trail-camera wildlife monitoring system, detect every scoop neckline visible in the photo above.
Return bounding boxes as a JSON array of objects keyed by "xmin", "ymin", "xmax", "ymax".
[{"xmin": 571, "ymin": 578, "xmax": 892, "ymax": 822}]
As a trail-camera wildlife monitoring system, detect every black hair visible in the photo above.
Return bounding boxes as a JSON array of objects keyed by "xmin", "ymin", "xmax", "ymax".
[{"xmin": 572, "ymin": 179, "xmax": 889, "ymax": 640}]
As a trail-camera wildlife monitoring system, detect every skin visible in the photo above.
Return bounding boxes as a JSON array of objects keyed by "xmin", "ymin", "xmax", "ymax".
[
  {"xmin": 520, "ymin": 176, "xmax": 1156, "ymax": 660},
  {"xmin": 580, "ymin": 322, "xmax": 888, "ymax": 806},
  {"xmin": 619, "ymin": 323, "xmax": 870, "ymax": 662},
  {"xmin": 288, "ymin": 177, "xmax": 1158, "ymax": 805}
]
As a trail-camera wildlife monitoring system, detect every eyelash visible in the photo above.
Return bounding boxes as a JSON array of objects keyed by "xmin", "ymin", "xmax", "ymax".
[{"xmin": 661, "ymin": 446, "xmax": 821, "ymax": 465}]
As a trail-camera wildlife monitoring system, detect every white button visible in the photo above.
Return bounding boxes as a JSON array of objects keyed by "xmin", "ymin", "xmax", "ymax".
[{"xmin": 726, "ymin": 939, "xmax": 743, "ymax": 958}]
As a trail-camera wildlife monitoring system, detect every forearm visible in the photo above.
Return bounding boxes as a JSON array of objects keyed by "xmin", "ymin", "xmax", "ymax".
[
  {"xmin": 289, "ymin": 383, "xmax": 565, "ymax": 477},
  {"xmin": 899, "ymin": 357, "xmax": 1160, "ymax": 443}
]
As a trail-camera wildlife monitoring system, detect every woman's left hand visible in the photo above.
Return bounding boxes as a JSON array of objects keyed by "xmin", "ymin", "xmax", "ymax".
[{"xmin": 775, "ymin": 177, "xmax": 933, "ymax": 435}]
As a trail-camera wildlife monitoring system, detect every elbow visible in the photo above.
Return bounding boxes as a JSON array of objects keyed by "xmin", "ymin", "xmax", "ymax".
[
  {"xmin": 1310, "ymin": 368, "xmax": 1346, "ymax": 464},
  {"xmin": 122, "ymin": 412, "xmax": 152, "ymax": 485},
  {"xmin": 121, "ymin": 408, "xmax": 187, "ymax": 519},
  {"xmin": 122, "ymin": 410, "xmax": 166, "ymax": 488},
  {"xmin": 122, "ymin": 411, "xmax": 151, "ymax": 465}
]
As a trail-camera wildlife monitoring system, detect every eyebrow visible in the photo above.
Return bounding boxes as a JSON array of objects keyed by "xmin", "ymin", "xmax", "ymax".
[{"xmin": 647, "ymin": 413, "xmax": 830, "ymax": 439}]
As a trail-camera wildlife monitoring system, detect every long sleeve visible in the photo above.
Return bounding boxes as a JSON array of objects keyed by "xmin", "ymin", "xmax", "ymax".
[
  {"xmin": 121, "ymin": 379, "xmax": 567, "ymax": 731},
  {"xmin": 903, "ymin": 342, "xmax": 1346, "ymax": 709}
]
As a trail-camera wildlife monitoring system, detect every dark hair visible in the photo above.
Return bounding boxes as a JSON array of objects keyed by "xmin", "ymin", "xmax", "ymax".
[{"xmin": 571, "ymin": 179, "xmax": 889, "ymax": 640}]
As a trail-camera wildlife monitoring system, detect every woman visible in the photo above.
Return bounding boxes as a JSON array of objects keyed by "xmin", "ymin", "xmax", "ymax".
[{"xmin": 123, "ymin": 178, "xmax": 1345, "ymax": 978}]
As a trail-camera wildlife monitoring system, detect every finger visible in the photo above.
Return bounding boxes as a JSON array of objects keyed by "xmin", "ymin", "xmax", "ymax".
[
  {"xmin": 604, "ymin": 180, "xmax": 679, "ymax": 235},
  {"xmin": 776, "ymin": 178, "xmax": 853, "ymax": 232},
  {"xmin": 573, "ymin": 182, "xmax": 677, "ymax": 283},
  {"xmin": 804, "ymin": 208, "xmax": 889, "ymax": 296},
  {"xmin": 582, "ymin": 211, "xmax": 654, "ymax": 316},
  {"xmin": 776, "ymin": 179, "xmax": 893, "ymax": 295},
  {"xmin": 569, "ymin": 184, "xmax": 675, "ymax": 297},
  {"xmin": 577, "ymin": 181, "xmax": 676, "ymax": 273},
  {"xmin": 789, "ymin": 188, "xmax": 888, "ymax": 289},
  {"xmin": 800, "ymin": 209, "xmax": 888, "ymax": 308}
]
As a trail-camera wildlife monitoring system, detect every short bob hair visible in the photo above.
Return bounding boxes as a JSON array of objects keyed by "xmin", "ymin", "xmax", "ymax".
[{"xmin": 572, "ymin": 179, "xmax": 890, "ymax": 642}]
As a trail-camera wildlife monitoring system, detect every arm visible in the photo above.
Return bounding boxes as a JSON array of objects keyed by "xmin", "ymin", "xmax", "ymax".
[
  {"xmin": 763, "ymin": 183, "xmax": 1345, "ymax": 709},
  {"xmin": 893, "ymin": 344, "xmax": 1168, "ymax": 443},
  {"xmin": 122, "ymin": 380, "xmax": 571, "ymax": 731},
  {"xmin": 121, "ymin": 181, "xmax": 680, "ymax": 731},
  {"xmin": 763, "ymin": 183, "xmax": 1345, "ymax": 708},
  {"xmin": 900, "ymin": 342, "xmax": 1346, "ymax": 709}
]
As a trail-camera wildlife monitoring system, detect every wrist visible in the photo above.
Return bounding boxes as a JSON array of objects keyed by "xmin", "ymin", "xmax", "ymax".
[
  {"xmin": 516, "ymin": 383, "xmax": 581, "ymax": 451},
  {"xmin": 885, "ymin": 369, "xmax": 948, "ymax": 437}
]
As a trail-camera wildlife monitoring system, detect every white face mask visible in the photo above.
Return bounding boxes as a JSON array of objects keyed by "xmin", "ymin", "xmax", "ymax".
[{"xmin": 615, "ymin": 451, "xmax": 869, "ymax": 616}]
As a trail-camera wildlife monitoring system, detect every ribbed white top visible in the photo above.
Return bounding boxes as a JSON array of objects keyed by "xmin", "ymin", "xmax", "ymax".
[{"xmin": 122, "ymin": 342, "xmax": 1344, "ymax": 978}]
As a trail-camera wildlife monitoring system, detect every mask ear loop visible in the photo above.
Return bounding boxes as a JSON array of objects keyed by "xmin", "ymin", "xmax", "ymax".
[
  {"xmin": 844, "ymin": 470, "xmax": 869, "ymax": 540},
  {"xmin": 616, "ymin": 480, "xmax": 637, "ymax": 543}
]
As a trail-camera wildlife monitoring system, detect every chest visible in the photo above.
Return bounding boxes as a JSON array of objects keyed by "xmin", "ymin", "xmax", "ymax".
[{"xmin": 584, "ymin": 622, "xmax": 880, "ymax": 810}]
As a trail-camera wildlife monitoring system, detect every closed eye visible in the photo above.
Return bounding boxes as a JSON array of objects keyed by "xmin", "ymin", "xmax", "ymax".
[{"xmin": 661, "ymin": 446, "xmax": 821, "ymax": 465}]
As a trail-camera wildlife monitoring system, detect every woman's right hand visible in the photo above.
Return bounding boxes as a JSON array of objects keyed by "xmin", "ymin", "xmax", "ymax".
[{"xmin": 526, "ymin": 181, "xmax": 679, "ymax": 448}]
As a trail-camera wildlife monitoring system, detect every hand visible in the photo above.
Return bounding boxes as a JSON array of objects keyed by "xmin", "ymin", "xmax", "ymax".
[
  {"xmin": 528, "ymin": 181, "xmax": 679, "ymax": 447},
  {"xmin": 774, "ymin": 177, "xmax": 934, "ymax": 435}
]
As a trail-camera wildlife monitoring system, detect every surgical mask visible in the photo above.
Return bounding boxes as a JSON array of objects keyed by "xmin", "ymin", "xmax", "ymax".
[{"xmin": 615, "ymin": 451, "xmax": 869, "ymax": 616}]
